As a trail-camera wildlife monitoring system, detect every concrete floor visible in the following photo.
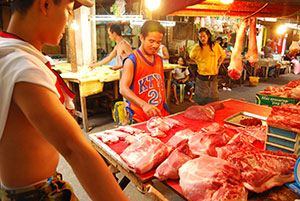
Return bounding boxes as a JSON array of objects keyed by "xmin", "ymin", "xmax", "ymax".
[{"xmin": 57, "ymin": 72, "xmax": 300, "ymax": 200}]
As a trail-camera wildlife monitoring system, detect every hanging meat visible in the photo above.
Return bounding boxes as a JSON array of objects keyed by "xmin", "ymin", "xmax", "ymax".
[
  {"xmin": 228, "ymin": 19, "xmax": 248, "ymax": 80},
  {"xmin": 245, "ymin": 17, "xmax": 259, "ymax": 66}
]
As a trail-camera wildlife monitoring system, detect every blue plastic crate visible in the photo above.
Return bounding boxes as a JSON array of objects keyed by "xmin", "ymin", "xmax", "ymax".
[
  {"xmin": 268, "ymin": 126, "xmax": 297, "ymax": 139},
  {"xmin": 286, "ymin": 182, "xmax": 300, "ymax": 196},
  {"xmin": 267, "ymin": 125, "xmax": 300, "ymax": 156},
  {"xmin": 265, "ymin": 143, "xmax": 294, "ymax": 154},
  {"xmin": 267, "ymin": 135, "xmax": 296, "ymax": 149}
]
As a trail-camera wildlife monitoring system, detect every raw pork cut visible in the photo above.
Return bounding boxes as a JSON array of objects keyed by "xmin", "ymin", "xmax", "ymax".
[
  {"xmin": 228, "ymin": 19, "xmax": 248, "ymax": 80},
  {"xmin": 115, "ymin": 126, "xmax": 145, "ymax": 135},
  {"xmin": 183, "ymin": 105, "xmax": 215, "ymax": 121},
  {"xmin": 217, "ymin": 134, "xmax": 297, "ymax": 193},
  {"xmin": 200, "ymin": 122, "xmax": 224, "ymax": 133},
  {"xmin": 207, "ymin": 101, "xmax": 225, "ymax": 110},
  {"xmin": 95, "ymin": 133, "xmax": 119, "ymax": 144},
  {"xmin": 245, "ymin": 17, "xmax": 259, "ymax": 65},
  {"xmin": 166, "ymin": 129, "xmax": 195, "ymax": 148},
  {"xmin": 120, "ymin": 136, "xmax": 172, "ymax": 174},
  {"xmin": 179, "ymin": 156, "xmax": 247, "ymax": 201},
  {"xmin": 189, "ymin": 127, "xmax": 229, "ymax": 157},
  {"xmin": 154, "ymin": 144, "xmax": 192, "ymax": 181},
  {"xmin": 103, "ymin": 130, "xmax": 130, "ymax": 140},
  {"xmin": 124, "ymin": 133, "xmax": 149, "ymax": 145},
  {"xmin": 146, "ymin": 117, "xmax": 183, "ymax": 138},
  {"xmin": 267, "ymin": 104, "xmax": 300, "ymax": 131},
  {"xmin": 258, "ymin": 79, "xmax": 300, "ymax": 98},
  {"xmin": 224, "ymin": 124, "xmax": 267, "ymax": 143}
]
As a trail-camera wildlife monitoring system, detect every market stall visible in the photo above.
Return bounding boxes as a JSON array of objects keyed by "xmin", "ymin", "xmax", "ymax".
[
  {"xmin": 89, "ymin": 99, "xmax": 299, "ymax": 200},
  {"xmin": 256, "ymin": 78, "xmax": 300, "ymax": 107},
  {"xmin": 53, "ymin": 63, "xmax": 185, "ymax": 131}
]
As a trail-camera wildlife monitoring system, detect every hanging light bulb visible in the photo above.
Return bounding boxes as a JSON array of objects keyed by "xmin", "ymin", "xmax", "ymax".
[
  {"xmin": 277, "ymin": 24, "xmax": 287, "ymax": 35},
  {"xmin": 145, "ymin": 0, "xmax": 160, "ymax": 10},
  {"xmin": 221, "ymin": 0, "xmax": 234, "ymax": 4}
]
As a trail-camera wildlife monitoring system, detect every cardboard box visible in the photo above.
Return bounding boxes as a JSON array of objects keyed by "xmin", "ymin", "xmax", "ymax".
[
  {"xmin": 256, "ymin": 94, "xmax": 300, "ymax": 107},
  {"xmin": 265, "ymin": 126, "xmax": 300, "ymax": 156}
]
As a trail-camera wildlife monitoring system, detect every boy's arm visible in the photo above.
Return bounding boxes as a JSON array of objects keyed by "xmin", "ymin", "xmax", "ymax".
[{"xmin": 13, "ymin": 82, "xmax": 129, "ymax": 201}]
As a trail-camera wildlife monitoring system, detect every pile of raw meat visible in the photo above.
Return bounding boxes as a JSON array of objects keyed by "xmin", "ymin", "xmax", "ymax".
[
  {"xmin": 258, "ymin": 79, "xmax": 300, "ymax": 99},
  {"xmin": 267, "ymin": 104, "xmax": 300, "ymax": 131},
  {"xmin": 95, "ymin": 108, "xmax": 296, "ymax": 201}
]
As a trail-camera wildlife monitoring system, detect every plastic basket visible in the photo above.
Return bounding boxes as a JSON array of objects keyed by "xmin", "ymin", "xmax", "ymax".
[{"xmin": 249, "ymin": 76, "xmax": 259, "ymax": 87}]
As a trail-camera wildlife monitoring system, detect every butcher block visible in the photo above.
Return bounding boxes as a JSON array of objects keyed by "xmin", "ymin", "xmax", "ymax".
[{"xmin": 89, "ymin": 99, "xmax": 300, "ymax": 201}]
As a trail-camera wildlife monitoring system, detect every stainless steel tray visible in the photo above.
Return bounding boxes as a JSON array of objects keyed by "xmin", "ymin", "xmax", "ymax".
[{"xmin": 224, "ymin": 112, "xmax": 267, "ymax": 127}]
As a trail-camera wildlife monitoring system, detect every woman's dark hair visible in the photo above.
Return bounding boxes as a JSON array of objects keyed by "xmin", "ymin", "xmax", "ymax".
[
  {"xmin": 178, "ymin": 56, "xmax": 187, "ymax": 66},
  {"xmin": 141, "ymin": 20, "xmax": 165, "ymax": 38},
  {"xmin": 109, "ymin": 24, "xmax": 122, "ymax": 36},
  {"xmin": 11, "ymin": 0, "xmax": 61, "ymax": 14},
  {"xmin": 198, "ymin": 27, "xmax": 214, "ymax": 51}
]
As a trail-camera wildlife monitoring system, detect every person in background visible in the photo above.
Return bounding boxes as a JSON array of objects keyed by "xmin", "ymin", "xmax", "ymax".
[
  {"xmin": 172, "ymin": 56, "xmax": 195, "ymax": 105},
  {"xmin": 216, "ymin": 37, "xmax": 222, "ymax": 44},
  {"xmin": 0, "ymin": 0, "xmax": 130, "ymax": 201},
  {"xmin": 157, "ymin": 43, "xmax": 170, "ymax": 63},
  {"xmin": 263, "ymin": 39, "xmax": 276, "ymax": 77},
  {"xmin": 90, "ymin": 24, "xmax": 132, "ymax": 125},
  {"xmin": 190, "ymin": 27, "xmax": 226, "ymax": 105},
  {"xmin": 90, "ymin": 24, "xmax": 132, "ymax": 70},
  {"xmin": 263, "ymin": 39, "xmax": 274, "ymax": 59},
  {"xmin": 221, "ymin": 37, "xmax": 228, "ymax": 49},
  {"xmin": 120, "ymin": 20, "xmax": 170, "ymax": 123}
]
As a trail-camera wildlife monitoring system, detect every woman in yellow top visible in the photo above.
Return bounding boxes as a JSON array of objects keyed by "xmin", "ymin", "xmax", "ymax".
[{"xmin": 190, "ymin": 27, "xmax": 226, "ymax": 105}]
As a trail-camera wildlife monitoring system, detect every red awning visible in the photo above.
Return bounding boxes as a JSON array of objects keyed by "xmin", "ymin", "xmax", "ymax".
[{"xmin": 157, "ymin": 0, "xmax": 300, "ymax": 18}]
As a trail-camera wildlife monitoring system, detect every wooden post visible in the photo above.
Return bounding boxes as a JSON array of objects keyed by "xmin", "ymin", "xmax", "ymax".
[{"xmin": 67, "ymin": 11, "xmax": 78, "ymax": 72}]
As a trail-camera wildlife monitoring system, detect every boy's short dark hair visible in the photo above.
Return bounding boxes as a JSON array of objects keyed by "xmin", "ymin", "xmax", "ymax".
[
  {"xmin": 11, "ymin": 0, "xmax": 61, "ymax": 14},
  {"xmin": 109, "ymin": 24, "xmax": 122, "ymax": 36},
  {"xmin": 141, "ymin": 20, "xmax": 165, "ymax": 38}
]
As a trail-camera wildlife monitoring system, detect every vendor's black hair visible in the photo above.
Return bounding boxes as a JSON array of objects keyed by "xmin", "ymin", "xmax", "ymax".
[
  {"xmin": 11, "ymin": 0, "xmax": 62, "ymax": 14},
  {"xmin": 198, "ymin": 27, "xmax": 214, "ymax": 51},
  {"xmin": 109, "ymin": 24, "xmax": 122, "ymax": 36},
  {"xmin": 216, "ymin": 37, "xmax": 222, "ymax": 43},
  {"xmin": 141, "ymin": 20, "xmax": 165, "ymax": 38}
]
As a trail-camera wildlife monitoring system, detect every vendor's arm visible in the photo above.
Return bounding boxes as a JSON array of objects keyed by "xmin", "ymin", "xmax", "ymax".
[
  {"xmin": 189, "ymin": 44, "xmax": 200, "ymax": 61},
  {"xmin": 90, "ymin": 46, "xmax": 118, "ymax": 70},
  {"xmin": 120, "ymin": 59, "xmax": 162, "ymax": 118},
  {"xmin": 13, "ymin": 82, "xmax": 129, "ymax": 201}
]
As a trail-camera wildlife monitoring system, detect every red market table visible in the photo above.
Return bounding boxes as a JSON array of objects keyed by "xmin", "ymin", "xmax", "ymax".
[{"xmin": 89, "ymin": 99, "xmax": 299, "ymax": 200}]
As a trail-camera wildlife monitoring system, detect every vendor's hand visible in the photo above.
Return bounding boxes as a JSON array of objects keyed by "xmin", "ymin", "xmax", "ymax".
[
  {"xmin": 89, "ymin": 64, "xmax": 98, "ymax": 70},
  {"xmin": 141, "ymin": 103, "xmax": 162, "ymax": 118}
]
